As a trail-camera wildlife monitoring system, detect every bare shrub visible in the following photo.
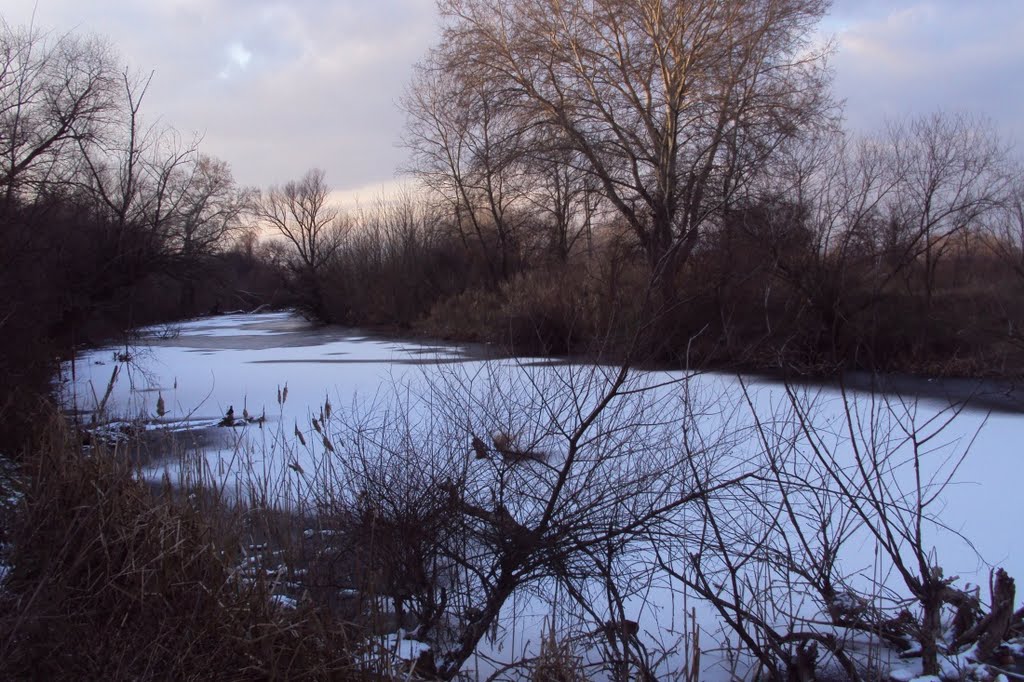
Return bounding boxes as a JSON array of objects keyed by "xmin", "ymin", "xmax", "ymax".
[
  {"xmin": 654, "ymin": 380, "xmax": 1020, "ymax": 680},
  {"xmin": 287, "ymin": 357, "xmax": 761, "ymax": 680}
]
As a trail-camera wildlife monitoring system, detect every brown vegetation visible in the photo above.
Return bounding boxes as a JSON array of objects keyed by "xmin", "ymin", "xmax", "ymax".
[{"xmin": 0, "ymin": 421, "xmax": 360, "ymax": 680}]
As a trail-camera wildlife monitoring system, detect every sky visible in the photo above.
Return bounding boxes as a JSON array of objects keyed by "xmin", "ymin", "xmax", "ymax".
[{"xmin": 4, "ymin": 0, "xmax": 1023, "ymax": 201}]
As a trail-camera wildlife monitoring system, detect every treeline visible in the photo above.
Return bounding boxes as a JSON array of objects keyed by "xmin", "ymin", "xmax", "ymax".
[
  {"xmin": 259, "ymin": 0, "xmax": 1024, "ymax": 374},
  {"xmin": 0, "ymin": 23, "xmax": 283, "ymax": 451},
  {"xmin": 278, "ymin": 113, "xmax": 1024, "ymax": 377}
]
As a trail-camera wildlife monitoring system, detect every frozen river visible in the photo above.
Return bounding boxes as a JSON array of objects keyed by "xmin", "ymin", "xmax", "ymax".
[{"xmin": 60, "ymin": 311, "xmax": 1024, "ymax": 680}]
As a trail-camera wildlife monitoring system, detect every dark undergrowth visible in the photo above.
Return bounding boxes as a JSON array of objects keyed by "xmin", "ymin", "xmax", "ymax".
[
  {"xmin": 0, "ymin": 419, "xmax": 371, "ymax": 681},
  {"xmin": 401, "ymin": 248, "xmax": 1024, "ymax": 379}
]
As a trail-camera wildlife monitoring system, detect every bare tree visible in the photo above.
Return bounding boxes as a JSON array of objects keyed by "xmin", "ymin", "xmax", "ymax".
[
  {"xmin": 0, "ymin": 19, "xmax": 118, "ymax": 205},
  {"xmin": 168, "ymin": 155, "xmax": 254, "ymax": 308},
  {"xmin": 70, "ymin": 66, "xmax": 203, "ymax": 300},
  {"xmin": 402, "ymin": 64, "xmax": 527, "ymax": 285},
  {"xmin": 432, "ymin": 0, "xmax": 833, "ymax": 296},
  {"xmin": 727, "ymin": 114, "xmax": 1018, "ymax": 367},
  {"xmin": 171, "ymin": 155, "xmax": 252, "ymax": 263},
  {"xmin": 729, "ymin": 127, "xmax": 904, "ymax": 362},
  {"xmin": 987, "ymin": 178, "xmax": 1024, "ymax": 278},
  {"xmin": 254, "ymin": 168, "xmax": 343, "ymax": 318},
  {"xmin": 520, "ymin": 140, "xmax": 601, "ymax": 263},
  {"xmin": 885, "ymin": 113, "xmax": 1016, "ymax": 311},
  {"xmin": 984, "ymin": 176, "xmax": 1024, "ymax": 346},
  {"xmin": 77, "ymin": 68, "xmax": 201, "ymax": 229}
]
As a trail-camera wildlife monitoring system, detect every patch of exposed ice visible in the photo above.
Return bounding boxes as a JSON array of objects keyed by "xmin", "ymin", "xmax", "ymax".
[{"xmin": 269, "ymin": 594, "xmax": 297, "ymax": 610}]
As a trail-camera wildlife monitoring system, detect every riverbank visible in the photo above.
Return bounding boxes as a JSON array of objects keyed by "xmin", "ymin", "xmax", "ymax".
[{"xmin": 381, "ymin": 312, "xmax": 1024, "ymax": 415}]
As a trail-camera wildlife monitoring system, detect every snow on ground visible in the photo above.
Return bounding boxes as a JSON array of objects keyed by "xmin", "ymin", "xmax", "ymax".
[
  {"xmin": 59, "ymin": 311, "xmax": 1024, "ymax": 680},
  {"xmin": 0, "ymin": 455, "xmax": 21, "ymax": 592}
]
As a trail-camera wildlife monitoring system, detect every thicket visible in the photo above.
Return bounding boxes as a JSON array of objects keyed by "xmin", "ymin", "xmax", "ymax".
[
  {"xmin": 288, "ymin": 131, "xmax": 1024, "ymax": 376},
  {"xmin": 274, "ymin": 362, "xmax": 1024, "ymax": 681},
  {"xmin": 305, "ymin": 0, "xmax": 1020, "ymax": 376},
  {"xmin": 250, "ymin": 34, "xmax": 1024, "ymax": 374}
]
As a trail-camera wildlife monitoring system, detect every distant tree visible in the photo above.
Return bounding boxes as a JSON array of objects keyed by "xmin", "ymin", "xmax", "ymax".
[
  {"xmin": 402, "ymin": 66, "xmax": 526, "ymax": 285},
  {"xmin": 171, "ymin": 156, "xmax": 252, "ymax": 262},
  {"xmin": 884, "ymin": 113, "xmax": 1016, "ymax": 311},
  {"xmin": 987, "ymin": 178, "xmax": 1024, "ymax": 279},
  {"xmin": 169, "ymin": 155, "xmax": 254, "ymax": 308},
  {"xmin": 254, "ymin": 169, "xmax": 343, "ymax": 319}
]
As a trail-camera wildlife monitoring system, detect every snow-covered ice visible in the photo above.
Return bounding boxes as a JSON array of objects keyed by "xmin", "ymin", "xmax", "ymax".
[{"xmin": 59, "ymin": 311, "xmax": 1024, "ymax": 681}]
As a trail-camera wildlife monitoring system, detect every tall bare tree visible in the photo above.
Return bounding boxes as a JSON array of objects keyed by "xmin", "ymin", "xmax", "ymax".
[
  {"xmin": 433, "ymin": 0, "xmax": 833, "ymax": 294},
  {"xmin": 74, "ymin": 67, "xmax": 202, "ymax": 294},
  {"xmin": 403, "ymin": 65, "xmax": 527, "ymax": 285}
]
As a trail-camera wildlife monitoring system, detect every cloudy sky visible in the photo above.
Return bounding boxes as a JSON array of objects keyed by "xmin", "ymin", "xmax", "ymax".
[{"xmin": 5, "ymin": 1, "xmax": 1023, "ymax": 199}]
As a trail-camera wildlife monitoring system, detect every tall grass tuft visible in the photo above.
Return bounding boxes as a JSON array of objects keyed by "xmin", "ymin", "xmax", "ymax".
[{"xmin": 0, "ymin": 417, "xmax": 364, "ymax": 680}]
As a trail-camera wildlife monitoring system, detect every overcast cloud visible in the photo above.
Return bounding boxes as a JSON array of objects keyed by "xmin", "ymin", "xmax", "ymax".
[
  {"xmin": 830, "ymin": 0, "xmax": 1024, "ymax": 141},
  {"xmin": 5, "ymin": 1, "xmax": 1023, "ymax": 196}
]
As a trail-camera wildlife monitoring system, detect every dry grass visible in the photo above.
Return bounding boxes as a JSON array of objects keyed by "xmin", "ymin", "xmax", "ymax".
[
  {"xmin": 418, "ymin": 286, "xmax": 507, "ymax": 342},
  {"xmin": 0, "ymin": 419, "xmax": 369, "ymax": 681},
  {"xmin": 528, "ymin": 625, "xmax": 588, "ymax": 682}
]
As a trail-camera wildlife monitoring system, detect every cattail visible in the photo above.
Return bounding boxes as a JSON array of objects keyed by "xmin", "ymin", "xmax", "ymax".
[
  {"xmin": 294, "ymin": 423, "xmax": 306, "ymax": 446},
  {"xmin": 322, "ymin": 435, "xmax": 335, "ymax": 453},
  {"xmin": 156, "ymin": 393, "xmax": 166, "ymax": 418}
]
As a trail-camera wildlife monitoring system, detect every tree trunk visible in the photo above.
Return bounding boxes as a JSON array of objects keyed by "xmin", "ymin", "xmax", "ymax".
[
  {"xmin": 436, "ymin": 572, "xmax": 518, "ymax": 680},
  {"xmin": 920, "ymin": 586, "xmax": 944, "ymax": 677}
]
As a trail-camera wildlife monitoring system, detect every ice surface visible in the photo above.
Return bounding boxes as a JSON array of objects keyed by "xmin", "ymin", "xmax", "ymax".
[{"xmin": 60, "ymin": 311, "xmax": 1024, "ymax": 681}]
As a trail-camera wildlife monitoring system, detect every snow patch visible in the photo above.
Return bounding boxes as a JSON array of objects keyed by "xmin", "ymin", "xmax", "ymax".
[{"xmin": 269, "ymin": 594, "xmax": 297, "ymax": 610}]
